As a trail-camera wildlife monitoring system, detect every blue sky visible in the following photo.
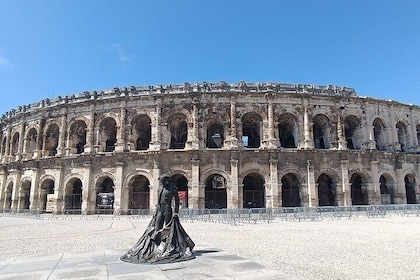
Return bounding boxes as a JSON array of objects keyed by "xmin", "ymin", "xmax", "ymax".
[{"xmin": 1, "ymin": 0, "xmax": 419, "ymax": 115}]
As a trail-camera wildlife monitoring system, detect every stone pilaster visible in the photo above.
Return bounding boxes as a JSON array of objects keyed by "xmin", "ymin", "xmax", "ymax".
[
  {"xmin": 303, "ymin": 105, "xmax": 313, "ymax": 149},
  {"xmin": 268, "ymin": 158, "xmax": 279, "ymax": 208},
  {"xmin": 229, "ymin": 158, "xmax": 239, "ymax": 208},
  {"xmin": 306, "ymin": 160, "xmax": 316, "ymax": 206},
  {"xmin": 340, "ymin": 160, "xmax": 351, "ymax": 206}
]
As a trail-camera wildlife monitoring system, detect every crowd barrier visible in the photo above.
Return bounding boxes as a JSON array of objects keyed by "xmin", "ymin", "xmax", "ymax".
[{"xmin": 1, "ymin": 205, "xmax": 419, "ymax": 224}]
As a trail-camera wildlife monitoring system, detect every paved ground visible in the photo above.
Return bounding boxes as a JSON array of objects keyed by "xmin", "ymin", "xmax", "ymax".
[
  {"xmin": 1, "ymin": 215, "xmax": 420, "ymax": 279},
  {"xmin": 0, "ymin": 216, "xmax": 291, "ymax": 280}
]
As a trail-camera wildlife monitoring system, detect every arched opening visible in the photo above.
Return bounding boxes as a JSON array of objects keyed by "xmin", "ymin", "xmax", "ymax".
[
  {"xmin": 65, "ymin": 179, "xmax": 82, "ymax": 213},
  {"xmin": 351, "ymin": 174, "xmax": 368, "ymax": 205},
  {"xmin": 99, "ymin": 117, "xmax": 117, "ymax": 152},
  {"xmin": 380, "ymin": 175, "xmax": 394, "ymax": 204},
  {"xmin": 1, "ymin": 136, "xmax": 6, "ymax": 157},
  {"xmin": 281, "ymin": 173, "xmax": 301, "ymax": 207},
  {"xmin": 313, "ymin": 114, "xmax": 330, "ymax": 149},
  {"xmin": 40, "ymin": 179, "xmax": 55, "ymax": 212},
  {"xmin": 11, "ymin": 132, "xmax": 19, "ymax": 156},
  {"xmin": 132, "ymin": 115, "xmax": 151, "ymax": 150},
  {"xmin": 396, "ymin": 121, "xmax": 408, "ymax": 152},
  {"xmin": 45, "ymin": 123, "xmax": 59, "ymax": 156},
  {"xmin": 405, "ymin": 174, "xmax": 417, "ymax": 204},
  {"xmin": 416, "ymin": 124, "xmax": 420, "ymax": 148},
  {"xmin": 4, "ymin": 181, "xmax": 13, "ymax": 211},
  {"xmin": 205, "ymin": 174, "xmax": 227, "ymax": 209},
  {"xmin": 20, "ymin": 179, "xmax": 31, "ymax": 210},
  {"xmin": 128, "ymin": 175, "xmax": 150, "ymax": 211},
  {"xmin": 278, "ymin": 113, "xmax": 297, "ymax": 148},
  {"xmin": 169, "ymin": 114, "xmax": 188, "ymax": 149},
  {"xmin": 96, "ymin": 177, "xmax": 115, "ymax": 213},
  {"xmin": 25, "ymin": 128, "xmax": 38, "ymax": 156},
  {"xmin": 344, "ymin": 115, "xmax": 362, "ymax": 150},
  {"xmin": 207, "ymin": 122, "xmax": 224, "ymax": 148},
  {"xmin": 69, "ymin": 120, "xmax": 87, "ymax": 154},
  {"xmin": 373, "ymin": 118, "xmax": 386, "ymax": 151},
  {"xmin": 170, "ymin": 174, "xmax": 189, "ymax": 208},
  {"xmin": 243, "ymin": 173, "xmax": 265, "ymax": 208},
  {"xmin": 242, "ymin": 113, "xmax": 262, "ymax": 148},
  {"xmin": 317, "ymin": 174, "xmax": 336, "ymax": 206}
]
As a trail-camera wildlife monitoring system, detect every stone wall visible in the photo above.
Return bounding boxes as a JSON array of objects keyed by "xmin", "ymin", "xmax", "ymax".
[{"xmin": 0, "ymin": 82, "xmax": 419, "ymax": 214}]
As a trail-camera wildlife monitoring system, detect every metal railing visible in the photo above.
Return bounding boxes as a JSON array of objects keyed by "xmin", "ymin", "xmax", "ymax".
[{"xmin": 1, "ymin": 205, "xmax": 419, "ymax": 223}]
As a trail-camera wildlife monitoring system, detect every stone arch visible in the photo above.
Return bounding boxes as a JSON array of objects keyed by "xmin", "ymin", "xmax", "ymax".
[
  {"xmin": 396, "ymin": 120, "xmax": 408, "ymax": 152},
  {"xmin": 44, "ymin": 122, "xmax": 60, "ymax": 156},
  {"xmin": 278, "ymin": 113, "xmax": 299, "ymax": 148},
  {"xmin": 67, "ymin": 117, "xmax": 88, "ymax": 154},
  {"xmin": 350, "ymin": 172, "xmax": 369, "ymax": 205},
  {"xmin": 167, "ymin": 112, "xmax": 188, "ymax": 149},
  {"xmin": 20, "ymin": 176, "xmax": 32, "ymax": 210},
  {"xmin": 94, "ymin": 174, "xmax": 115, "ymax": 213},
  {"xmin": 373, "ymin": 117, "xmax": 387, "ymax": 151},
  {"xmin": 1, "ymin": 135, "xmax": 7, "ymax": 156},
  {"xmin": 416, "ymin": 123, "xmax": 420, "ymax": 147},
  {"xmin": 127, "ymin": 174, "xmax": 150, "ymax": 211},
  {"xmin": 25, "ymin": 127, "xmax": 38, "ymax": 156},
  {"xmin": 64, "ymin": 176, "xmax": 83, "ymax": 212},
  {"xmin": 379, "ymin": 172, "xmax": 395, "ymax": 204},
  {"xmin": 242, "ymin": 172, "xmax": 265, "ymax": 208},
  {"xmin": 344, "ymin": 115, "xmax": 363, "ymax": 150},
  {"xmin": 207, "ymin": 121, "xmax": 224, "ymax": 149},
  {"xmin": 4, "ymin": 180, "xmax": 13, "ymax": 210},
  {"xmin": 242, "ymin": 112, "xmax": 263, "ymax": 148},
  {"xmin": 131, "ymin": 114, "xmax": 152, "ymax": 150},
  {"xmin": 11, "ymin": 131, "xmax": 19, "ymax": 156},
  {"xmin": 317, "ymin": 173, "xmax": 336, "ymax": 206},
  {"xmin": 404, "ymin": 173, "xmax": 417, "ymax": 204},
  {"xmin": 201, "ymin": 168, "xmax": 231, "ymax": 187},
  {"xmin": 313, "ymin": 114, "xmax": 331, "ymax": 149},
  {"xmin": 39, "ymin": 175, "xmax": 55, "ymax": 211},
  {"xmin": 205, "ymin": 173, "xmax": 228, "ymax": 209},
  {"xmin": 97, "ymin": 116, "xmax": 118, "ymax": 152},
  {"xmin": 281, "ymin": 173, "xmax": 301, "ymax": 207}
]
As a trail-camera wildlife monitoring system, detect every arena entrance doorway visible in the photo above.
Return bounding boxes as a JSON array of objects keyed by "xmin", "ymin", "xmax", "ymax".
[
  {"xmin": 129, "ymin": 175, "xmax": 150, "ymax": 213},
  {"xmin": 243, "ymin": 173, "xmax": 265, "ymax": 208},
  {"xmin": 205, "ymin": 174, "xmax": 227, "ymax": 209},
  {"xmin": 96, "ymin": 177, "xmax": 115, "ymax": 214},
  {"xmin": 65, "ymin": 179, "xmax": 82, "ymax": 214},
  {"xmin": 171, "ymin": 174, "xmax": 189, "ymax": 208}
]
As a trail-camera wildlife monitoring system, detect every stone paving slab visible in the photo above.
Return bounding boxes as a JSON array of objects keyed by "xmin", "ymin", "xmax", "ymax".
[{"xmin": 0, "ymin": 247, "xmax": 290, "ymax": 280}]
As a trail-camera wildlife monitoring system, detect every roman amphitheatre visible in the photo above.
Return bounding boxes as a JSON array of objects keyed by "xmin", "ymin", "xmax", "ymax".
[{"xmin": 0, "ymin": 81, "xmax": 419, "ymax": 214}]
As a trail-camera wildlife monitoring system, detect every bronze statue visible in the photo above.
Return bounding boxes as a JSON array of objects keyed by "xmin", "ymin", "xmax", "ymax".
[{"xmin": 120, "ymin": 176, "xmax": 195, "ymax": 264}]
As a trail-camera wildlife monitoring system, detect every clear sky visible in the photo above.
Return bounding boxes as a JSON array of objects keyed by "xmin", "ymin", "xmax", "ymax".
[{"xmin": 1, "ymin": 0, "xmax": 419, "ymax": 115}]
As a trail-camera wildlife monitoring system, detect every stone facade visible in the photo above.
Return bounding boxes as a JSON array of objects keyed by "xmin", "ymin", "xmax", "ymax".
[{"xmin": 0, "ymin": 82, "xmax": 419, "ymax": 214}]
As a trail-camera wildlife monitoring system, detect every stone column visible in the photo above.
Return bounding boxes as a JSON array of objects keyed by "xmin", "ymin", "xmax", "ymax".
[
  {"xmin": 33, "ymin": 119, "xmax": 43, "ymax": 159},
  {"xmin": 369, "ymin": 161, "xmax": 381, "ymax": 204},
  {"xmin": 152, "ymin": 99, "xmax": 162, "ymax": 151},
  {"xmin": 113, "ymin": 161, "xmax": 124, "ymax": 214},
  {"xmin": 115, "ymin": 102, "xmax": 126, "ymax": 152},
  {"xmin": 190, "ymin": 158, "xmax": 200, "ymax": 208},
  {"xmin": 57, "ymin": 109, "xmax": 67, "ymax": 156},
  {"xmin": 29, "ymin": 169, "xmax": 40, "ymax": 212},
  {"xmin": 17, "ymin": 122, "xmax": 25, "ymax": 161},
  {"xmin": 84, "ymin": 106, "xmax": 95, "ymax": 154},
  {"xmin": 226, "ymin": 97, "xmax": 238, "ymax": 148},
  {"xmin": 409, "ymin": 109, "xmax": 418, "ymax": 152},
  {"xmin": 337, "ymin": 114, "xmax": 346, "ymax": 150},
  {"xmin": 303, "ymin": 105, "xmax": 313, "ymax": 149},
  {"xmin": 2, "ymin": 127, "xmax": 11, "ymax": 163},
  {"xmin": 151, "ymin": 159, "xmax": 161, "ymax": 210},
  {"xmin": 388, "ymin": 108, "xmax": 400, "ymax": 151},
  {"xmin": 269, "ymin": 158, "xmax": 279, "ymax": 208},
  {"xmin": 187, "ymin": 102, "xmax": 200, "ymax": 150},
  {"xmin": 82, "ymin": 164, "xmax": 93, "ymax": 214},
  {"xmin": 395, "ymin": 167, "xmax": 406, "ymax": 204},
  {"xmin": 267, "ymin": 100, "xmax": 277, "ymax": 149},
  {"xmin": 229, "ymin": 158, "xmax": 239, "ymax": 208},
  {"xmin": 306, "ymin": 160, "xmax": 316, "ymax": 206},
  {"xmin": 340, "ymin": 160, "xmax": 351, "ymax": 206}
]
